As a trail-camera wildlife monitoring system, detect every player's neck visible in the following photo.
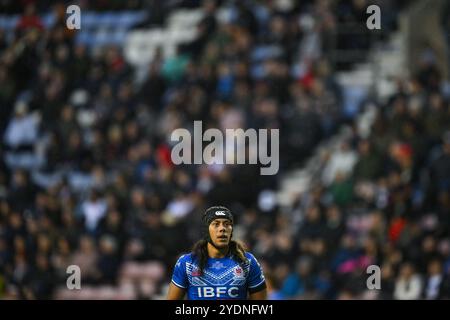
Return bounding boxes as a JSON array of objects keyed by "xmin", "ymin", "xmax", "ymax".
[{"xmin": 207, "ymin": 242, "xmax": 229, "ymax": 258}]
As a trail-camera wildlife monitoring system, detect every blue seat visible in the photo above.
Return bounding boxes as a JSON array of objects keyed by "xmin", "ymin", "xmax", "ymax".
[
  {"xmin": 98, "ymin": 12, "xmax": 117, "ymax": 28},
  {"xmin": 94, "ymin": 29, "xmax": 113, "ymax": 46},
  {"xmin": 42, "ymin": 13, "xmax": 56, "ymax": 28},
  {"xmin": 81, "ymin": 12, "xmax": 98, "ymax": 29},
  {"xmin": 4, "ymin": 16, "xmax": 19, "ymax": 30},
  {"xmin": 117, "ymin": 12, "xmax": 137, "ymax": 28},
  {"xmin": 134, "ymin": 11, "xmax": 148, "ymax": 22},
  {"xmin": 118, "ymin": 11, "xmax": 147, "ymax": 28},
  {"xmin": 0, "ymin": 16, "xmax": 7, "ymax": 29},
  {"xmin": 254, "ymin": 5, "xmax": 270, "ymax": 25},
  {"xmin": 112, "ymin": 29, "xmax": 127, "ymax": 45},
  {"xmin": 251, "ymin": 64, "xmax": 266, "ymax": 80},
  {"xmin": 76, "ymin": 31, "xmax": 95, "ymax": 47},
  {"xmin": 251, "ymin": 45, "xmax": 282, "ymax": 62}
]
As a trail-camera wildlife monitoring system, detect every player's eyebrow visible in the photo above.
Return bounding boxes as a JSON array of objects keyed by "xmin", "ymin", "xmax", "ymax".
[{"xmin": 212, "ymin": 219, "xmax": 232, "ymax": 226}]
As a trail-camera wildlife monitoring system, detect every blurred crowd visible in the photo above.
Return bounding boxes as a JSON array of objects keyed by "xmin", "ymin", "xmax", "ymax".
[
  {"xmin": 0, "ymin": 0, "xmax": 449, "ymax": 299},
  {"xmin": 259, "ymin": 80, "xmax": 450, "ymax": 300}
]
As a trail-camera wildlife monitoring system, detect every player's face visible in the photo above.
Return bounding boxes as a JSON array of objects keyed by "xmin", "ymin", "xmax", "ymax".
[{"xmin": 209, "ymin": 218, "xmax": 232, "ymax": 248}]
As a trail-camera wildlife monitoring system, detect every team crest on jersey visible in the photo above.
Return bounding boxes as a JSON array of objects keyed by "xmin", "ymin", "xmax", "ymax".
[
  {"xmin": 191, "ymin": 265, "xmax": 201, "ymax": 277},
  {"xmin": 233, "ymin": 266, "xmax": 245, "ymax": 279}
]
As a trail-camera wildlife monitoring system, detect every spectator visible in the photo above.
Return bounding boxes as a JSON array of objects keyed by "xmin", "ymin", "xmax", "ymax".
[
  {"xmin": 16, "ymin": 4, "xmax": 44, "ymax": 32},
  {"xmin": 394, "ymin": 262, "xmax": 422, "ymax": 300},
  {"xmin": 322, "ymin": 141, "xmax": 358, "ymax": 186},
  {"xmin": 71, "ymin": 236, "xmax": 100, "ymax": 285},
  {"xmin": 422, "ymin": 259, "xmax": 444, "ymax": 299},
  {"xmin": 97, "ymin": 235, "xmax": 120, "ymax": 285},
  {"xmin": 3, "ymin": 102, "xmax": 40, "ymax": 151},
  {"xmin": 80, "ymin": 190, "xmax": 108, "ymax": 234}
]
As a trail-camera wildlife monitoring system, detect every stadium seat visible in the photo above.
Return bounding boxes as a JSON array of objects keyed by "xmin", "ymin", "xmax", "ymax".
[
  {"xmin": 41, "ymin": 13, "xmax": 56, "ymax": 29},
  {"xmin": 81, "ymin": 12, "xmax": 98, "ymax": 29}
]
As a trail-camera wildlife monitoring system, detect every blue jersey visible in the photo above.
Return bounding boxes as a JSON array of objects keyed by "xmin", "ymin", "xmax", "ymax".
[{"xmin": 171, "ymin": 252, "xmax": 266, "ymax": 300}]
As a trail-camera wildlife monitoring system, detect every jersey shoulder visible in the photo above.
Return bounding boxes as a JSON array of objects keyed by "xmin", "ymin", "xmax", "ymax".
[
  {"xmin": 175, "ymin": 253, "xmax": 195, "ymax": 266},
  {"xmin": 244, "ymin": 251, "xmax": 258, "ymax": 263}
]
